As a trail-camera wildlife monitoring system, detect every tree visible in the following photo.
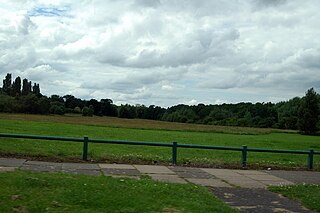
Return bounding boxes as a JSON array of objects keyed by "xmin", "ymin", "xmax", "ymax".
[
  {"xmin": 118, "ymin": 104, "xmax": 137, "ymax": 118},
  {"xmin": 276, "ymin": 97, "xmax": 301, "ymax": 129},
  {"xmin": 136, "ymin": 104, "xmax": 147, "ymax": 119},
  {"xmin": 12, "ymin": 76, "xmax": 21, "ymax": 96},
  {"xmin": 49, "ymin": 101, "xmax": 65, "ymax": 115},
  {"xmin": 147, "ymin": 105, "xmax": 165, "ymax": 120},
  {"xmin": 0, "ymin": 94, "xmax": 15, "ymax": 112},
  {"xmin": 64, "ymin": 95, "xmax": 84, "ymax": 109},
  {"xmin": 49, "ymin": 96, "xmax": 65, "ymax": 115},
  {"xmin": 88, "ymin": 99, "xmax": 100, "ymax": 115},
  {"xmin": 2, "ymin": 73, "xmax": 12, "ymax": 95},
  {"xmin": 19, "ymin": 94, "xmax": 40, "ymax": 114},
  {"xmin": 161, "ymin": 105, "xmax": 198, "ymax": 123},
  {"xmin": 82, "ymin": 105, "xmax": 94, "ymax": 116},
  {"xmin": 22, "ymin": 78, "xmax": 31, "ymax": 95},
  {"xmin": 36, "ymin": 96, "xmax": 50, "ymax": 114},
  {"xmin": 298, "ymin": 88, "xmax": 320, "ymax": 135},
  {"xmin": 32, "ymin": 83, "xmax": 40, "ymax": 96},
  {"xmin": 100, "ymin": 99, "xmax": 117, "ymax": 116}
]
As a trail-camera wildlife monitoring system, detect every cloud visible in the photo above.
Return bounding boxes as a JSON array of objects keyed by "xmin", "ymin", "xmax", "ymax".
[
  {"xmin": 10, "ymin": 12, "xmax": 35, "ymax": 35},
  {"xmin": 134, "ymin": 0, "xmax": 160, "ymax": 8},
  {"xmin": 0, "ymin": 0, "xmax": 319, "ymax": 107},
  {"xmin": 252, "ymin": 0, "xmax": 287, "ymax": 9},
  {"xmin": 296, "ymin": 49, "xmax": 320, "ymax": 69}
]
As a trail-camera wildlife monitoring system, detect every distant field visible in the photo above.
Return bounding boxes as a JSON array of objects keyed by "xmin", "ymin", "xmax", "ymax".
[
  {"xmin": 0, "ymin": 113, "xmax": 296, "ymax": 134},
  {"xmin": 0, "ymin": 113, "xmax": 319, "ymax": 170}
]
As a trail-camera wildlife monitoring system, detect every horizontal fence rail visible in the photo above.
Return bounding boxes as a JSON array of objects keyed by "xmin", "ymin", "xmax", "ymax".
[{"xmin": 0, "ymin": 133, "xmax": 319, "ymax": 170}]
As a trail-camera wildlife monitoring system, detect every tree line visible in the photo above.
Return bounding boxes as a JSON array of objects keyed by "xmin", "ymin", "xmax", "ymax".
[{"xmin": 1, "ymin": 73, "xmax": 319, "ymax": 134}]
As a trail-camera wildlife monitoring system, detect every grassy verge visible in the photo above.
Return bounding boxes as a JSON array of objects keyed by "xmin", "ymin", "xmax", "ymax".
[
  {"xmin": 0, "ymin": 171, "xmax": 235, "ymax": 213},
  {"xmin": 0, "ymin": 114, "xmax": 319, "ymax": 169},
  {"xmin": 269, "ymin": 184, "xmax": 320, "ymax": 212}
]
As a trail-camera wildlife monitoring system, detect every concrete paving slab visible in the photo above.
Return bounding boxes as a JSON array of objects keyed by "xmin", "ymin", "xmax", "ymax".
[
  {"xmin": 246, "ymin": 174, "xmax": 290, "ymax": 182},
  {"xmin": 20, "ymin": 164, "xmax": 62, "ymax": 172},
  {"xmin": 202, "ymin": 168, "xmax": 243, "ymax": 177},
  {"xmin": 222, "ymin": 178, "xmax": 267, "ymax": 188},
  {"xmin": 186, "ymin": 178, "xmax": 232, "ymax": 187},
  {"xmin": 169, "ymin": 166, "xmax": 214, "ymax": 179},
  {"xmin": 0, "ymin": 158, "xmax": 26, "ymax": 167},
  {"xmin": 134, "ymin": 165, "xmax": 175, "ymax": 174},
  {"xmin": 101, "ymin": 168, "xmax": 140, "ymax": 176},
  {"xmin": 0, "ymin": 166, "xmax": 16, "ymax": 172},
  {"xmin": 20, "ymin": 161, "xmax": 62, "ymax": 172},
  {"xmin": 149, "ymin": 174, "xmax": 187, "ymax": 184},
  {"xmin": 25, "ymin": 161, "xmax": 62, "ymax": 167},
  {"xmin": 62, "ymin": 169, "xmax": 101, "ymax": 176},
  {"xmin": 99, "ymin": 164, "xmax": 135, "ymax": 169},
  {"xmin": 234, "ymin": 170, "xmax": 267, "ymax": 175},
  {"xmin": 219, "ymin": 176, "xmax": 255, "ymax": 182},
  {"xmin": 62, "ymin": 163, "xmax": 99, "ymax": 170},
  {"xmin": 267, "ymin": 170, "xmax": 320, "ymax": 184},
  {"xmin": 231, "ymin": 181, "xmax": 266, "ymax": 188}
]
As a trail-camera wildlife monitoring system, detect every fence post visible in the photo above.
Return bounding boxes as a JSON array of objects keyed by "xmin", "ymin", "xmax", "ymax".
[
  {"xmin": 83, "ymin": 136, "xmax": 89, "ymax": 161},
  {"xmin": 242, "ymin": 145, "xmax": 247, "ymax": 168},
  {"xmin": 307, "ymin": 149, "xmax": 314, "ymax": 170},
  {"xmin": 172, "ymin": 142, "xmax": 177, "ymax": 165}
]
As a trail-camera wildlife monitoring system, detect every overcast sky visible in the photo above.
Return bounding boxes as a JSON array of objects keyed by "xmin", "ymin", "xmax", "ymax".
[{"xmin": 1, "ymin": 0, "xmax": 320, "ymax": 107}]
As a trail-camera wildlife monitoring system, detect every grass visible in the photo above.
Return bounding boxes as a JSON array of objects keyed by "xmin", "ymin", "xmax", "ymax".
[
  {"xmin": 0, "ymin": 113, "xmax": 295, "ymax": 135},
  {"xmin": 0, "ymin": 113, "xmax": 319, "ymax": 169},
  {"xmin": 269, "ymin": 184, "xmax": 320, "ymax": 212},
  {"xmin": 0, "ymin": 170, "xmax": 236, "ymax": 213}
]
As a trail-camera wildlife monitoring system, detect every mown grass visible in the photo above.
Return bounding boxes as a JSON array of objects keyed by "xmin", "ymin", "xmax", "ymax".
[
  {"xmin": 0, "ymin": 114, "xmax": 319, "ymax": 169},
  {"xmin": 269, "ymin": 184, "xmax": 320, "ymax": 212},
  {"xmin": 0, "ymin": 171, "xmax": 236, "ymax": 213}
]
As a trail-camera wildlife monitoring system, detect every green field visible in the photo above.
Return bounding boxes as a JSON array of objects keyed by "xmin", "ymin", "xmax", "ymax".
[
  {"xmin": 0, "ymin": 171, "xmax": 235, "ymax": 213},
  {"xmin": 0, "ymin": 114, "xmax": 319, "ymax": 170}
]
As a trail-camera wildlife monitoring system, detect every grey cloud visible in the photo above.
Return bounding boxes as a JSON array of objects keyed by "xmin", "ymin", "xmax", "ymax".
[
  {"xmin": 296, "ymin": 49, "xmax": 320, "ymax": 69},
  {"xmin": 96, "ymin": 52, "xmax": 126, "ymax": 66},
  {"xmin": 197, "ymin": 69, "xmax": 241, "ymax": 89},
  {"xmin": 116, "ymin": 89, "xmax": 153, "ymax": 102},
  {"xmin": 23, "ymin": 64, "xmax": 61, "ymax": 81},
  {"xmin": 252, "ymin": 0, "xmax": 287, "ymax": 9},
  {"xmin": 123, "ymin": 28, "xmax": 240, "ymax": 68},
  {"xmin": 256, "ymin": 13, "xmax": 300, "ymax": 28},
  {"xmin": 134, "ymin": 0, "xmax": 160, "ymax": 8},
  {"xmin": 160, "ymin": 0, "xmax": 241, "ymax": 17},
  {"xmin": 108, "ymin": 69, "xmax": 185, "ymax": 91},
  {"xmin": 0, "ymin": 46, "xmax": 37, "ymax": 72},
  {"xmin": 129, "ymin": 68, "xmax": 186, "ymax": 84}
]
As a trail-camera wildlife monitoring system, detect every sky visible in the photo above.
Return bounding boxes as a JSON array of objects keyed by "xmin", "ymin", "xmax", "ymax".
[{"xmin": 1, "ymin": 0, "xmax": 320, "ymax": 107}]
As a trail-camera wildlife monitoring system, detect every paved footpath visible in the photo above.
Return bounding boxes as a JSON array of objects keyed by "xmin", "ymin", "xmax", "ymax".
[{"xmin": 1, "ymin": 158, "xmax": 320, "ymax": 212}]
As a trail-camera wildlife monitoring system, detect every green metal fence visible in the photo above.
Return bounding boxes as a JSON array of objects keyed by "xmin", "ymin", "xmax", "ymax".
[{"xmin": 0, "ymin": 133, "xmax": 319, "ymax": 170}]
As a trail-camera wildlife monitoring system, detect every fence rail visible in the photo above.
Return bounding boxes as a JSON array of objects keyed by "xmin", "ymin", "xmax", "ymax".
[{"xmin": 0, "ymin": 133, "xmax": 319, "ymax": 170}]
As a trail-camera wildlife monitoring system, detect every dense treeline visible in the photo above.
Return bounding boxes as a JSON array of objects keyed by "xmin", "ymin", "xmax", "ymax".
[{"xmin": 1, "ymin": 73, "xmax": 319, "ymax": 134}]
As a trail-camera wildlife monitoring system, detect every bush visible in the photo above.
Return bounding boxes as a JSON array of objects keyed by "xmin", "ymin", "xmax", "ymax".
[
  {"xmin": 82, "ymin": 106, "xmax": 94, "ymax": 116},
  {"xmin": 74, "ymin": 106, "xmax": 81, "ymax": 114},
  {"xmin": 49, "ymin": 101, "xmax": 65, "ymax": 115}
]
